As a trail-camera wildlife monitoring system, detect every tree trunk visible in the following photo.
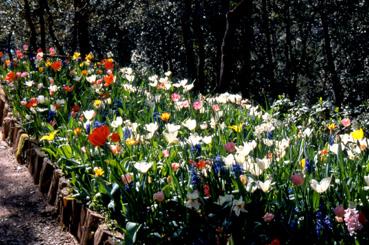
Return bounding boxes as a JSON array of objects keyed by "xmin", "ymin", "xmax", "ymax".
[
  {"xmin": 38, "ymin": 0, "xmax": 46, "ymax": 52},
  {"xmin": 74, "ymin": 0, "xmax": 90, "ymax": 56},
  {"xmin": 181, "ymin": 0, "xmax": 196, "ymax": 82},
  {"xmin": 262, "ymin": 0, "xmax": 275, "ymax": 95},
  {"xmin": 42, "ymin": 0, "xmax": 65, "ymax": 55},
  {"xmin": 24, "ymin": 0, "xmax": 38, "ymax": 54},
  {"xmin": 218, "ymin": 0, "xmax": 251, "ymax": 95},
  {"xmin": 192, "ymin": 0, "xmax": 206, "ymax": 92},
  {"xmin": 320, "ymin": 7, "xmax": 342, "ymax": 105}
]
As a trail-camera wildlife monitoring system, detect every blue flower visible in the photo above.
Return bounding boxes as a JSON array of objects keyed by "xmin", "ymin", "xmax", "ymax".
[
  {"xmin": 93, "ymin": 120, "xmax": 104, "ymax": 128},
  {"xmin": 47, "ymin": 110, "xmax": 56, "ymax": 122},
  {"xmin": 212, "ymin": 155, "xmax": 224, "ymax": 175},
  {"xmin": 124, "ymin": 128, "xmax": 132, "ymax": 139},
  {"xmin": 232, "ymin": 164, "xmax": 242, "ymax": 178},
  {"xmin": 190, "ymin": 167, "xmax": 200, "ymax": 186},
  {"xmin": 305, "ymin": 159, "xmax": 314, "ymax": 173}
]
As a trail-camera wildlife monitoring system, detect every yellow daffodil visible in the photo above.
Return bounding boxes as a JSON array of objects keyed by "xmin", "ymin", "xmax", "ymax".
[
  {"xmin": 228, "ymin": 123, "xmax": 243, "ymax": 133},
  {"xmin": 160, "ymin": 112, "xmax": 170, "ymax": 122},
  {"xmin": 300, "ymin": 158, "xmax": 306, "ymax": 169},
  {"xmin": 327, "ymin": 123, "xmax": 336, "ymax": 131},
  {"xmin": 351, "ymin": 128, "xmax": 364, "ymax": 141},
  {"xmin": 126, "ymin": 138, "xmax": 138, "ymax": 146},
  {"xmin": 93, "ymin": 167, "xmax": 104, "ymax": 177},
  {"xmin": 40, "ymin": 130, "xmax": 58, "ymax": 141},
  {"xmin": 93, "ymin": 99, "xmax": 103, "ymax": 109},
  {"xmin": 74, "ymin": 128, "xmax": 82, "ymax": 136},
  {"xmin": 72, "ymin": 52, "xmax": 81, "ymax": 61},
  {"xmin": 85, "ymin": 52, "xmax": 94, "ymax": 61}
]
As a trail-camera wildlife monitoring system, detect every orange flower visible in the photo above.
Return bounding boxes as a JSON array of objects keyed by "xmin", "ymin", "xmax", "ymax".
[
  {"xmin": 88, "ymin": 125, "xmax": 110, "ymax": 147},
  {"xmin": 25, "ymin": 98, "xmax": 38, "ymax": 109},
  {"xmin": 320, "ymin": 149, "xmax": 329, "ymax": 155},
  {"xmin": 160, "ymin": 112, "xmax": 170, "ymax": 122},
  {"xmin": 51, "ymin": 60, "xmax": 62, "ymax": 72},
  {"xmin": 81, "ymin": 70, "xmax": 88, "ymax": 76},
  {"xmin": 63, "ymin": 85, "xmax": 75, "ymax": 92},
  {"xmin": 197, "ymin": 160, "xmax": 207, "ymax": 169},
  {"xmin": 74, "ymin": 128, "xmax": 82, "ymax": 136},
  {"xmin": 103, "ymin": 58, "xmax": 114, "ymax": 70},
  {"xmin": 103, "ymin": 74, "xmax": 114, "ymax": 87},
  {"xmin": 5, "ymin": 71, "xmax": 16, "ymax": 82}
]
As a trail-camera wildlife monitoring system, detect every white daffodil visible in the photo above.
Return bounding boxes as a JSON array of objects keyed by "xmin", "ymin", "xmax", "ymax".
[
  {"xmin": 134, "ymin": 161, "xmax": 153, "ymax": 173},
  {"xmin": 232, "ymin": 197, "xmax": 247, "ymax": 216},
  {"xmin": 83, "ymin": 110, "xmax": 96, "ymax": 121},
  {"xmin": 364, "ymin": 175, "xmax": 369, "ymax": 190},
  {"xmin": 165, "ymin": 123, "xmax": 181, "ymax": 133},
  {"xmin": 182, "ymin": 118, "xmax": 197, "ymax": 131},
  {"xmin": 223, "ymin": 154, "xmax": 235, "ymax": 167},
  {"xmin": 310, "ymin": 177, "xmax": 332, "ymax": 193},
  {"xmin": 111, "ymin": 116, "xmax": 123, "ymax": 128}
]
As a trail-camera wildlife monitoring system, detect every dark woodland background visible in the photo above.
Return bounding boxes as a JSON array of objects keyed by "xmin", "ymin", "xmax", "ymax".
[{"xmin": 1, "ymin": 0, "xmax": 369, "ymax": 106}]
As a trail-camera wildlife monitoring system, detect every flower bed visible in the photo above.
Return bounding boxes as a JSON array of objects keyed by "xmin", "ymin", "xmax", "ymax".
[{"xmin": 0, "ymin": 48, "xmax": 369, "ymax": 244}]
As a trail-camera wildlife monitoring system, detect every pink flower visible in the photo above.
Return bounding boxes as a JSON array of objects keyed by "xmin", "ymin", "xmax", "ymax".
[
  {"xmin": 193, "ymin": 100, "xmax": 203, "ymax": 110},
  {"xmin": 171, "ymin": 162, "xmax": 180, "ymax": 171},
  {"xmin": 121, "ymin": 173, "xmax": 133, "ymax": 185},
  {"xmin": 341, "ymin": 118, "xmax": 351, "ymax": 127},
  {"xmin": 344, "ymin": 208, "xmax": 363, "ymax": 236},
  {"xmin": 21, "ymin": 72, "xmax": 28, "ymax": 78},
  {"xmin": 262, "ymin": 212, "xmax": 275, "ymax": 222},
  {"xmin": 224, "ymin": 142, "xmax": 236, "ymax": 153},
  {"xmin": 162, "ymin": 149, "xmax": 170, "ymax": 158},
  {"xmin": 171, "ymin": 93, "xmax": 181, "ymax": 102},
  {"xmin": 49, "ymin": 47, "xmax": 56, "ymax": 56},
  {"xmin": 334, "ymin": 205, "xmax": 345, "ymax": 217},
  {"xmin": 23, "ymin": 44, "xmax": 29, "ymax": 51},
  {"xmin": 153, "ymin": 191, "xmax": 165, "ymax": 202},
  {"xmin": 291, "ymin": 173, "xmax": 304, "ymax": 186},
  {"xmin": 181, "ymin": 100, "xmax": 190, "ymax": 108},
  {"xmin": 212, "ymin": 104, "xmax": 220, "ymax": 112}
]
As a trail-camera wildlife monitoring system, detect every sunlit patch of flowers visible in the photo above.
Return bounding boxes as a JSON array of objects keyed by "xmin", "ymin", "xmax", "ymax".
[{"xmin": 1, "ymin": 48, "xmax": 369, "ymax": 244}]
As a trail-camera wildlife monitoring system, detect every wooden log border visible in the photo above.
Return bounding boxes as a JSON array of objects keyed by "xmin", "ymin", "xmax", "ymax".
[{"xmin": 0, "ymin": 94, "xmax": 124, "ymax": 244}]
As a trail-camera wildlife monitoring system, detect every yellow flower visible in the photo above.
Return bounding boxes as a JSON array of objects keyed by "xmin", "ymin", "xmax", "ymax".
[
  {"xmin": 45, "ymin": 60, "xmax": 52, "ymax": 67},
  {"xmin": 72, "ymin": 52, "xmax": 81, "ymax": 61},
  {"xmin": 93, "ymin": 99, "xmax": 103, "ymax": 109},
  {"xmin": 228, "ymin": 123, "xmax": 243, "ymax": 133},
  {"xmin": 74, "ymin": 128, "xmax": 82, "ymax": 136},
  {"xmin": 85, "ymin": 52, "xmax": 94, "ymax": 61},
  {"xmin": 38, "ymin": 67, "xmax": 44, "ymax": 73},
  {"xmin": 239, "ymin": 175, "xmax": 247, "ymax": 185},
  {"xmin": 327, "ymin": 123, "xmax": 336, "ymax": 131},
  {"xmin": 351, "ymin": 128, "xmax": 364, "ymax": 140},
  {"xmin": 126, "ymin": 138, "xmax": 137, "ymax": 146},
  {"xmin": 93, "ymin": 167, "xmax": 104, "ymax": 177},
  {"xmin": 40, "ymin": 130, "xmax": 58, "ymax": 141},
  {"xmin": 160, "ymin": 112, "xmax": 170, "ymax": 122},
  {"xmin": 300, "ymin": 158, "xmax": 306, "ymax": 169}
]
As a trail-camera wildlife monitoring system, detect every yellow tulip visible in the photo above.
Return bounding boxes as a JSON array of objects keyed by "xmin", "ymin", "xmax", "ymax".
[{"xmin": 40, "ymin": 130, "xmax": 58, "ymax": 141}]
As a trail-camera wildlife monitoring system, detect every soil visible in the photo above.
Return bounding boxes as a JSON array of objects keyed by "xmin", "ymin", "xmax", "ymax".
[{"xmin": 0, "ymin": 131, "xmax": 77, "ymax": 245}]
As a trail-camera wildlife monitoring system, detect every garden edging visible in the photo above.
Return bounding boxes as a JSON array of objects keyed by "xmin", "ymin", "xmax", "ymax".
[{"xmin": 0, "ymin": 91, "xmax": 124, "ymax": 245}]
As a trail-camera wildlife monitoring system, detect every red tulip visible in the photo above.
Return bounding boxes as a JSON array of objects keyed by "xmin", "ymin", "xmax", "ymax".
[{"xmin": 88, "ymin": 125, "xmax": 110, "ymax": 147}]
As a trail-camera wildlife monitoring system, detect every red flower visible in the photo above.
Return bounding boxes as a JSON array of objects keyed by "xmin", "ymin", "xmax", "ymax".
[
  {"xmin": 269, "ymin": 239, "xmax": 280, "ymax": 245},
  {"xmin": 110, "ymin": 132, "xmax": 121, "ymax": 143},
  {"xmin": 51, "ymin": 60, "xmax": 62, "ymax": 72},
  {"xmin": 203, "ymin": 184, "xmax": 211, "ymax": 197},
  {"xmin": 103, "ymin": 59, "xmax": 114, "ymax": 70},
  {"xmin": 88, "ymin": 125, "xmax": 110, "ymax": 147},
  {"xmin": 224, "ymin": 142, "xmax": 236, "ymax": 153},
  {"xmin": 25, "ymin": 98, "xmax": 38, "ymax": 109},
  {"xmin": 104, "ymin": 74, "xmax": 114, "ymax": 87},
  {"xmin": 291, "ymin": 173, "xmax": 304, "ymax": 186},
  {"xmin": 5, "ymin": 71, "xmax": 16, "ymax": 82},
  {"xmin": 63, "ymin": 85, "xmax": 75, "ymax": 92},
  {"xmin": 197, "ymin": 160, "xmax": 207, "ymax": 169}
]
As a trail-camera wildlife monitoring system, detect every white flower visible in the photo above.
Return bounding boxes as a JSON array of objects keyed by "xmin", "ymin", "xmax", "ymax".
[
  {"xmin": 144, "ymin": 122, "xmax": 159, "ymax": 134},
  {"xmin": 232, "ymin": 197, "xmax": 247, "ymax": 216},
  {"xmin": 165, "ymin": 123, "xmax": 181, "ymax": 133},
  {"xmin": 83, "ymin": 110, "xmax": 96, "ymax": 121},
  {"xmin": 236, "ymin": 141, "xmax": 257, "ymax": 157},
  {"xmin": 223, "ymin": 154, "xmax": 235, "ymax": 166},
  {"xmin": 200, "ymin": 122, "xmax": 208, "ymax": 130},
  {"xmin": 37, "ymin": 95, "xmax": 45, "ymax": 104},
  {"xmin": 310, "ymin": 177, "xmax": 332, "ymax": 193},
  {"xmin": 173, "ymin": 79, "xmax": 188, "ymax": 88},
  {"xmin": 164, "ymin": 71, "xmax": 172, "ymax": 77},
  {"xmin": 134, "ymin": 161, "xmax": 153, "ymax": 173},
  {"xmin": 258, "ymin": 179, "xmax": 274, "ymax": 193},
  {"xmin": 303, "ymin": 128, "xmax": 313, "ymax": 137},
  {"xmin": 182, "ymin": 118, "xmax": 197, "ymax": 131},
  {"xmin": 256, "ymin": 157, "xmax": 272, "ymax": 171},
  {"xmin": 364, "ymin": 175, "xmax": 369, "ymax": 190},
  {"xmin": 163, "ymin": 132, "xmax": 179, "ymax": 144},
  {"xmin": 185, "ymin": 190, "xmax": 200, "ymax": 210},
  {"xmin": 202, "ymin": 135, "xmax": 212, "ymax": 144},
  {"xmin": 187, "ymin": 133, "xmax": 202, "ymax": 145},
  {"xmin": 111, "ymin": 116, "xmax": 123, "ymax": 128},
  {"xmin": 216, "ymin": 194, "xmax": 234, "ymax": 206},
  {"xmin": 49, "ymin": 85, "xmax": 59, "ymax": 92},
  {"xmin": 25, "ymin": 80, "xmax": 34, "ymax": 87},
  {"xmin": 86, "ymin": 75, "xmax": 97, "ymax": 84}
]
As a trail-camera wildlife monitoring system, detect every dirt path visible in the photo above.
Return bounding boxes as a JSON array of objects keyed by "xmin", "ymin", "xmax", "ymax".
[{"xmin": 0, "ymin": 131, "xmax": 77, "ymax": 245}]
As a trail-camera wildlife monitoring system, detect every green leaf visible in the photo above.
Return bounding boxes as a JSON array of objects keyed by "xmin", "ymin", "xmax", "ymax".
[{"xmin": 125, "ymin": 222, "xmax": 142, "ymax": 245}]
